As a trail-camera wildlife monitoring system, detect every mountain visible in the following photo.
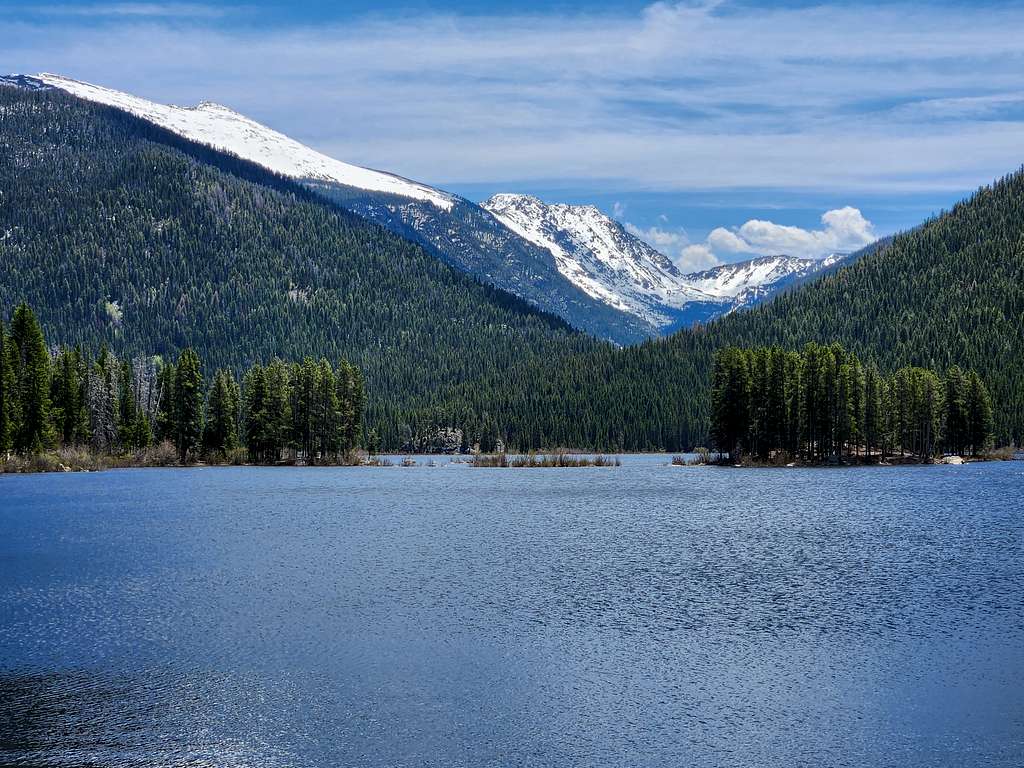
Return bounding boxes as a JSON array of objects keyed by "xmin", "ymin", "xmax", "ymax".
[
  {"xmin": 12, "ymin": 73, "xmax": 650, "ymax": 344},
  {"xmin": 686, "ymin": 253, "xmax": 845, "ymax": 308},
  {"xmin": 0, "ymin": 78, "xmax": 602, "ymax": 448},
  {"xmin": 482, "ymin": 193, "xmax": 843, "ymax": 331},
  {"xmin": 11, "ymin": 74, "xmax": 839, "ymax": 343},
  {"xmin": 409, "ymin": 171, "xmax": 1024, "ymax": 451}
]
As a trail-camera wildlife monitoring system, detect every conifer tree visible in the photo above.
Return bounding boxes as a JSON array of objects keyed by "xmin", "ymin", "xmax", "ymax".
[
  {"xmin": 204, "ymin": 368, "xmax": 240, "ymax": 457},
  {"xmin": 966, "ymin": 371, "xmax": 994, "ymax": 456},
  {"xmin": 172, "ymin": 348, "xmax": 203, "ymax": 462},
  {"xmin": 0, "ymin": 319, "xmax": 13, "ymax": 454},
  {"xmin": 117, "ymin": 359, "xmax": 143, "ymax": 452},
  {"xmin": 242, "ymin": 364, "xmax": 270, "ymax": 462},
  {"xmin": 88, "ymin": 346, "xmax": 118, "ymax": 453},
  {"xmin": 312, "ymin": 359, "xmax": 339, "ymax": 461},
  {"xmin": 51, "ymin": 347, "xmax": 90, "ymax": 447},
  {"xmin": 264, "ymin": 359, "xmax": 292, "ymax": 461},
  {"xmin": 10, "ymin": 303, "xmax": 54, "ymax": 453},
  {"xmin": 154, "ymin": 361, "xmax": 176, "ymax": 443}
]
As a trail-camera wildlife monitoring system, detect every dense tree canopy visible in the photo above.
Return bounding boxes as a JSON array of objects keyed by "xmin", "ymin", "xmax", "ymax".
[
  {"xmin": 709, "ymin": 344, "xmax": 993, "ymax": 463},
  {"xmin": 403, "ymin": 169, "xmax": 1024, "ymax": 451},
  {"xmin": 0, "ymin": 304, "xmax": 368, "ymax": 465},
  {"xmin": 2, "ymin": 84, "xmax": 1021, "ymax": 452},
  {"xmin": 0, "ymin": 85, "xmax": 598, "ymax": 450}
]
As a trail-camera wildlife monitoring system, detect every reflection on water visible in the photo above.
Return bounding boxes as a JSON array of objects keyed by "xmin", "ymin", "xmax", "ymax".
[{"xmin": 1, "ymin": 459, "xmax": 1023, "ymax": 767}]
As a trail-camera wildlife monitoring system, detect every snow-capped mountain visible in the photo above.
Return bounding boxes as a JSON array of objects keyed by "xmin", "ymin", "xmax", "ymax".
[
  {"xmin": 483, "ymin": 194, "xmax": 844, "ymax": 331},
  {"xmin": 8, "ymin": 72, "xmax": 652, "ymax": 343},
  {"xmin": 483, "ymin": 194, "xmax": 716, "ymax": 327},
  {"xmin": 688, "ymin": 253, "xmax": 845, "ymax": 305},
  {"xmin": 27, "ymin": 73, "xmax": 456, "ymax": 210},
  {"xmin": 3, "ymin": 73, "xmax": 848, "ymax": 342}
]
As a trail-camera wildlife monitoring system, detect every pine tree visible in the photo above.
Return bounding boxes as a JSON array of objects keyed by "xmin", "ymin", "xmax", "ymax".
[
  {"xmin": 264, "ymin": 359, "xmax": 292, "ymax": 461},
  {"xmin": 88, "ymin": 346, "xmax": 118, "ymax": 453},
  {"xmin": 117, "ymin": 358, "xmax": 143, "ymax": 452},
  {"xmin": 51, "ymin": 347, "xmax": 90, "ymax": 447},
  {"xmin": 863, "ymin": 364, "xmax": 884, "ymax": 458},
  {"xmin": 10, "ymin": 303, "xmax": 54, "ymax": 453},
  {"xmin": 944, "ymin": 366, "xmax": 969, "ymax": 456},
  {"xmin": 0, "ymin": 319, "xmax": 13, "ymax": 454},
  {"xmin": 154, "ymin": 360, "xmax": 176, "ymax": 444},
  {"xmin": 966, "ymin": 371, "xmax": 994, "ymax": 456},
  {"xmin": 172, "ymin": 348, "xmax": 203, "ymax": 462},
  {"xmin": 711, "ymin": 348, "xmax": 750, "ymax": 462},
  {"xmin": 204, "ymin": 368, "xmax": 240, "ymax": 458},
  {"xmin": 242, "ymin": 364, "xmax": 270, "ymax": 462}
]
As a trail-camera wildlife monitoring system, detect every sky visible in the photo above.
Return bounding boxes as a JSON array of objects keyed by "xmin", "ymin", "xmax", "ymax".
[{"xmin": 4, "ymin": 0, "xmax": 1024, "ymax": 270}]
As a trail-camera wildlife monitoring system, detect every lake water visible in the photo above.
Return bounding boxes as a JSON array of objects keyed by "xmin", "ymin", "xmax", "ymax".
[{"xmin": 2, "ymin": 458, "xmax": 1022, "ymax": 767}]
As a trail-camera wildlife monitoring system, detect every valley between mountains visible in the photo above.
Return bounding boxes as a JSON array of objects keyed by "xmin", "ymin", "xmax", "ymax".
[{"xmin": 1, "ymin": 74, "xmax": 1022, "ymax": 451}]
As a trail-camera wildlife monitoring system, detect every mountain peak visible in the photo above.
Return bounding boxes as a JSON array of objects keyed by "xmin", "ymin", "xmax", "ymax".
[{"xmin": 18, "ymin": 72, "xmax": 456, "ymax": 211}]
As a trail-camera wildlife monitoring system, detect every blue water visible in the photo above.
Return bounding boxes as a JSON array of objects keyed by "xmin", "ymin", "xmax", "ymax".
[{"xmin": 1, "ymin": 459, "xmax": 1022, "ymax": 767}]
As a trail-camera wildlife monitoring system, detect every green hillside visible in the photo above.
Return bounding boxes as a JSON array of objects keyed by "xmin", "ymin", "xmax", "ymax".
[
  {"xmin": 0, "ymin": 85, "xmax": 601, "ymax": 445},
  {"xmin": 412, "ymin": 171, "xmax": 1024, "ymax": 450}
]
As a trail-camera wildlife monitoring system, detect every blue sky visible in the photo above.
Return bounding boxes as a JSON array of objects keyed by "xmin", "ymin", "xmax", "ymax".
[{"xmin": 5, "ymin": 0, "xmax": 1024, "ymax": 269}]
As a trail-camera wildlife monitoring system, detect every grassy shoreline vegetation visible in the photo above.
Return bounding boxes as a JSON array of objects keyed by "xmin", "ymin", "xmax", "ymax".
[
  {"xmin": 471, "ymin": 452, "xmax": 621, "ymax": 467},
  {"xmin": 0, "ymin": 303, "xmax": 370, "ymax": 474}
]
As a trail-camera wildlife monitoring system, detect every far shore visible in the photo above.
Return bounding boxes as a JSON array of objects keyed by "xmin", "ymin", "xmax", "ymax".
[{"xmin": 2, "ymin": 447, "xmax": 1018, "ymax": 475}]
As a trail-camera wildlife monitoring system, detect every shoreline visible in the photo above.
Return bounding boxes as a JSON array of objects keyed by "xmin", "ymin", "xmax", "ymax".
[{"xmin": 2, "ymin": 449, "xmax": 1018, "ymax": 475}]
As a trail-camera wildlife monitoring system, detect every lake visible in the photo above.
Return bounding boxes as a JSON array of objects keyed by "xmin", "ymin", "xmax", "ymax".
[{"xmin": 2, "ymin": 458, "xmax": 1022, "ymax": 767}]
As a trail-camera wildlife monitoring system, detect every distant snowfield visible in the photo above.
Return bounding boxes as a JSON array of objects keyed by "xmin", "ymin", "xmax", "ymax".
[{"xmin": 34, "ymin": 73, "xmax": 456, "ymax": 211}]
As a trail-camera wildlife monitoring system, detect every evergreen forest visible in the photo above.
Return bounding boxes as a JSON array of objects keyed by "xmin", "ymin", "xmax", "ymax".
[
  {"xmin": 710, "ymin": 344, "xmax": 994, "ymax": 463},
  {"xmin": 1, "ymin": 303, "xmax": 367, "ymax": 466},
  {"xmin": 2, "ymin": 84, "xmax": 1022, "ymax": 453}
]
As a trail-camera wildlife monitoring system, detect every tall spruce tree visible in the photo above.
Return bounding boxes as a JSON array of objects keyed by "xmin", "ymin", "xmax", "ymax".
[
  {"xmin": 242, "ymin": 364, "xmax": 270, "ymax": 463},
  {"xmin": 943, "ymin": 366, "xmax": 969, "ymax": 456},
  {"xmin": 0, "ymin": 319, "xmax": 13, "ymax": 454},
  {"xmin": 966, "ymin": 371, "xmax": 994, "ymax": 456},
  {"xmin": 204, "ymin": 368, "xmax": 240, "ymax": 457},
  {"xmin": 51, "ymin": 347, "xmax": 90, "ymax": 447},
  {"xmin": 10, "ymin": 303, "xmax": 54, "ymax": 453},
  {"xmin": 172, "ymin": 348, "xmax": 203, "ymax": 462}
]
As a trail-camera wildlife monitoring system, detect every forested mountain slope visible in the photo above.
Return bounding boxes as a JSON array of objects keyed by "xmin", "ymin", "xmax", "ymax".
[
  {"xmin": 412, "ymin": 171, "xmax": 1024, "ymax": 450},
  {"xmin": 12, "ymin": 73, "xmax": 651, "ymax": 343},
  {"xmin": 0, "ymin": 85, "xmax": 601, "ymax": 437}
]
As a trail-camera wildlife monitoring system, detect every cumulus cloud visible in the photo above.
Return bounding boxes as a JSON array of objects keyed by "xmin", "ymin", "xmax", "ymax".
[
  {"xmin": 699, "ymin": 207, "xmax": 875, "ymax": 260},
  {"xmin": 625, "ymin": 223, "xmax": 722, "ymax": 272}
]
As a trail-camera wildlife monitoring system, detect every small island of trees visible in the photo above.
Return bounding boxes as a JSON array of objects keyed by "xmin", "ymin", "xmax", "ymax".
[
  {"xmin": 0, "ymin": 303, "xmax": 367, "ymax": 471},
  {"xmin": 711, "ymin": 343, "xmax": 995, "ymax": 464}
]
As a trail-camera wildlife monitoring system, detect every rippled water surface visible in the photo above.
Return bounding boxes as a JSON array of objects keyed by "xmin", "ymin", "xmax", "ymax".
[{"xmin": 2, "ymin": 458, "xmax": 1023, "ymax": 767}]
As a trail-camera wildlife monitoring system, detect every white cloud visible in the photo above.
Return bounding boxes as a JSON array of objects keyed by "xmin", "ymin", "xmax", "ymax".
[
  {"xmin": 612, "ymin": 201, "xmax": 626, "ymax": 219},
  {"xmin": 625, "ymin": 222, "xmax": 721, "ymax": 272},
  {"xmin": 677, "ymin": 244, "xmax": 720, "ymax": 273},
  {"xmin": 696, "ymin": 207, "xmax": 875, "ymax": 260}
]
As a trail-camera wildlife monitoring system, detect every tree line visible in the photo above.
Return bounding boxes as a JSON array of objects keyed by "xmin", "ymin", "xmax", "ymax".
[
  {"xmin": 0, "ymin": 303, "xmax": 367, "ymax": 465},
  {"xmin": 0, "ymin": 84, "xmax": 593, "ymax": 455},
  {"xmin": 711, "ymin": 343, "xmax": 994, "ymax": 463}
]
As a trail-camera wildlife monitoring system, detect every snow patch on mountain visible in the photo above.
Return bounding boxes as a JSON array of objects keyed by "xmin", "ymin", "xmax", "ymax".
[
  {"xmin": 483, "ymin": 193, "xmax": 715, "ymax": 326},
  {"xmin": 27, "ymin": 73, "xmax": 456, "ymax": 211},
  {"xmin": 483, "ymin": 193, "xmax": 843, "ymax": 329}
]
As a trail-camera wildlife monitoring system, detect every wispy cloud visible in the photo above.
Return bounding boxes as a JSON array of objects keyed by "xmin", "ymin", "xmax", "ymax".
[
  {"xmin": 8, "ymin": 3, "xmax": 233, "ymax": 18},
  {"xmin": 3, "ymin": 1, "xmax": 1023, "ymax": 196}
]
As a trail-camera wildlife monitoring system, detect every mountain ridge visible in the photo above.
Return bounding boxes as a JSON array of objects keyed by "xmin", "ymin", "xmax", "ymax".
[{"xmin": 6, "ymin": 72, "xmax": 845, "ymax": 343}]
